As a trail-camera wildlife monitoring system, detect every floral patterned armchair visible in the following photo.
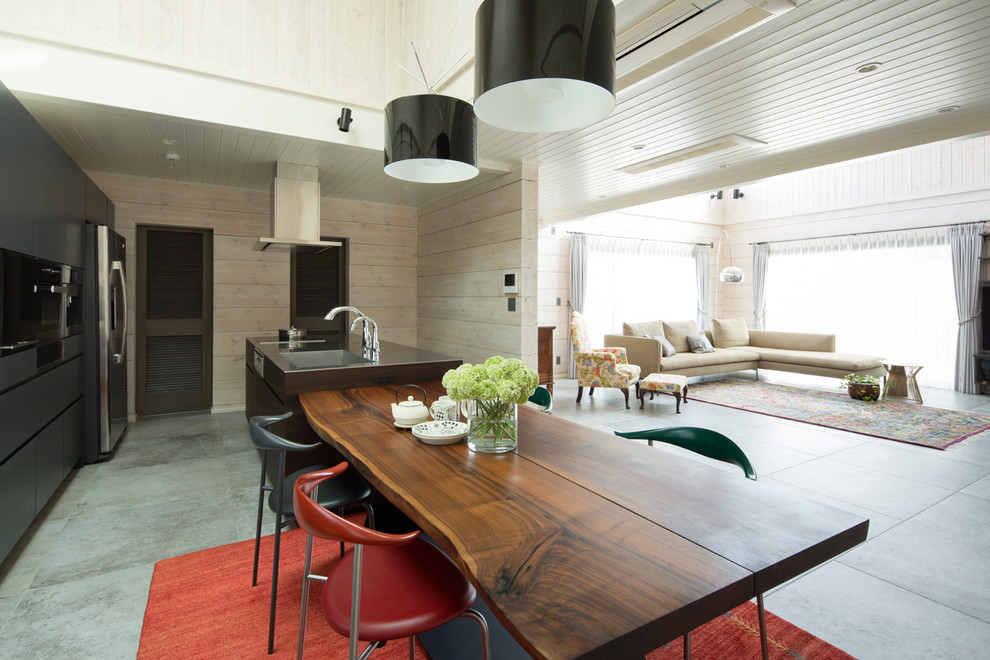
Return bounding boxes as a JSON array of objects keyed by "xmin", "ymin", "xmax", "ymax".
[{"xmin": 570, "ymin": 311, "xmax": 641, "ymax": 409}]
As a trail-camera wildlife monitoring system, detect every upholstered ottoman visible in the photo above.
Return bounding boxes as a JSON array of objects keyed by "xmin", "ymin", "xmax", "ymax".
[{"xmin": 639, "ymin": 373, "xmax": 689, "ymax": 413}]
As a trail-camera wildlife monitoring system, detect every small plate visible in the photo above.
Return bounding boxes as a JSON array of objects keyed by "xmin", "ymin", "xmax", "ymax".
[
  {"xmin": 394, "ymin": 420, "xmax": 427, "ymax": 429},
  {"xmin": 412, "ymin": 421, "xmax": 469, "ymax": 445}
]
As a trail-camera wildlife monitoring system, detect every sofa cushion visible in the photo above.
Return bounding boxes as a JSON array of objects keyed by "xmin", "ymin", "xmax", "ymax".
[
  {"xmin": 657, "ymin": 336, "xmax": 676, "ymax": 357},
  {"xmin": 662, "ymin": 320, "xmax": 698, "ymax": 354},
  {"xmin": 661, "ymin": 347, "xmax": 759, "ymax": 371},
  {"xmin": 623, "ymin": 320, "xmax": 665, "ymax": 337},
  {"xmin": 748, "ymin": 329, "xmax": 835, "ymax": 352},
  {"xmin": 749, "ymin": 347, "xmax": 883, "ymax": 371},
  {"xmin": 712, "ymin": 318, "xmax": 749, "ymax": 348},
  {"xmin": 686, "ymin": 333, "xmax": 715, "ymax": 353}
]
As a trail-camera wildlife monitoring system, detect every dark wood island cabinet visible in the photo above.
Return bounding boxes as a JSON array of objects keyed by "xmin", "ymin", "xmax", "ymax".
[{"xmin": 245, "ymin": 335, "xmax": 461, "ymax": 475}]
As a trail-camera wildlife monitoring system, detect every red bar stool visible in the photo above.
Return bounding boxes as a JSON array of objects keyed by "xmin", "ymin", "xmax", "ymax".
[
  {"xmin": 293, "ymin": 465, "xmax": 491, "ymax": 660},
  {"xmin": 250, "ymin": 413, "xmax": 374, "ymax": 655}
]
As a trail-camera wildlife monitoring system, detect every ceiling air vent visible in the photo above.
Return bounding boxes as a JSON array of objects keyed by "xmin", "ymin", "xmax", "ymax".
[
  {"xmin": 615, "ymin": 0, "xmax": 797, "ymax": 91},
  {"xmin": 618, "ymin": 134, "xmax": 766, "ymax": 175}
]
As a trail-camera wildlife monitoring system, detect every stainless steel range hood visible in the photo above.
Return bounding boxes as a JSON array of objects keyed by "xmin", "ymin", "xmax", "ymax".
[{"xmin": 255, "ymin": 163, "xmax": 341, "ymax": 252}]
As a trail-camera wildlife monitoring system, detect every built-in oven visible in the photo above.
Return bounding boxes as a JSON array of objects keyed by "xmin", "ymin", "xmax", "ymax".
[{"xmin": 1, "ymin": 248, "xmax": 82, "ymax": 376}]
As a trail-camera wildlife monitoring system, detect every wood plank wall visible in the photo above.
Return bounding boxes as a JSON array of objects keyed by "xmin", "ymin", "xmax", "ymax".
[
  {"xmin": 0, "ymin": 0, "xmax": 478, "ymax": 109},
  {"xmin": 719, "ymin": 136, "xmax": 990, "ymax": 323},
  {"xmin": 537, "ymin": 228, "xmax": 571, "ymax": 379},
  {"xmin": 538, "ymin": 136, "xmax": 990, "ymax": 358},
  {"xmin": 89, "ymin": 173, "xmax": 416, "ymax": 415},
  {"xmin": 418, "ymin": 164, "xmax": 539, "ymax": 368}
]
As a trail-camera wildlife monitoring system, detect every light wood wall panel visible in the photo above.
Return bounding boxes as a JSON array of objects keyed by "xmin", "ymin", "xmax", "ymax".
[
  {"xmin": 418, "ymin": 164, "xmax": 538, "ymax": 368},
  {"xmin": 0, "ymin": 0, "xmax": 478, "ymax": 109},
  {"xmin": 90, "ymin": 173, "xmax": 417, "ymax": 415},
  {"xmin": 537, "ymin": 229, "xmax": 571, "ymax": 379},
  {"xmin": 715, "ymin": 136, "xmax": 990, "ymax": 325}
]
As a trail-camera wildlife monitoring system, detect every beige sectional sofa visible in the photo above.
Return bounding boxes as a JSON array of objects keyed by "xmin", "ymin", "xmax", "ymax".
[{"xmin": 604, "ymin": 318, "xmax": 886, "ymax": 380}]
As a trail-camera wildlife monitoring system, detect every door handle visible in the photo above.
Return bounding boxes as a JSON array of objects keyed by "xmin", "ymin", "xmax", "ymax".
[{"xmin": 112, "ymin": 260, "xmax": 128, "ymax": 361}]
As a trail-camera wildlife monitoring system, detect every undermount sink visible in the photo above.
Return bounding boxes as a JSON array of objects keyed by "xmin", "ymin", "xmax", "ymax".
[{"xmin": 279, "ymin": 349, "xmax": 372, "ymax": 369}]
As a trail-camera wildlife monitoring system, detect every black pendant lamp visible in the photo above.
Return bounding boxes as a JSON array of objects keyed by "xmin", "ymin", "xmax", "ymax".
[
  {"xmin": 474, "ymin": 0, "xmax": 616, "ymax": 133},
  {"xmin": 384, "ymin": 94, "xmax": 479, "ymax": 184}
]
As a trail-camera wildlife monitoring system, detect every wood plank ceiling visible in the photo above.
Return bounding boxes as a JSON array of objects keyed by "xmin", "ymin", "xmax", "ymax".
[{"xmin": 14, "ymin": 0, "xmax": 990, "ymax": 221}]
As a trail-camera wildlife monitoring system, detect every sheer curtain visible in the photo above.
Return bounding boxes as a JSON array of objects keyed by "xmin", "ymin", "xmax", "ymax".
[
  {"xmin": 695, "ymin": 244, "xmax": 711, "ymax": 330},
  {"xmin": 752, "ymin": 243, "xmax": 769, "ymax": 329},
  {"xmin": 568, "ymin": 233, "xmax": 588, "ymax": 378},
  {"xmin": 950, "ymin": 223, "xmax": 983, "ymax": 393},
  {"xmin": 581, "ymin": 235, "xmax": 697, "ymax": 346},
  {"xmin": 764, "ymin": 228, "xmax": 956, "ymax": 389}
]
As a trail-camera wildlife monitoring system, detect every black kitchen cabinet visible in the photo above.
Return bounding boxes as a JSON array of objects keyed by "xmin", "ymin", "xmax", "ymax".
[
  {"xmin": 0, "ymin": 81, "xmax": 39, "ymax": 255},
  {"xmin": 85, "ymin": 176, "xmax": 110, "ymax": 226},
  {"xmin": 35, "ymin": 414, "xmax": 64, "ymax": 513},
  {"xmin": 0, "ymin": 441, "xmax": 36, "ymax": 561},
  {"xmin": 63, "ymin": 399, "xmax": 84, "ymax": 475},
  {"xmin": 36, "ymin": 129, "xmax": 86, "ymax": 267}
]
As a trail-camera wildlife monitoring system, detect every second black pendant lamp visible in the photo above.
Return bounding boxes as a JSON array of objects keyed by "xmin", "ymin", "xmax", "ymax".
[
  {"xmin": 384, "ymin": 94, "xmax": 479, "ymax": 184},
  {"xmin": 474, "ymin": 0, "xmax": 616, "ymax": 133}
]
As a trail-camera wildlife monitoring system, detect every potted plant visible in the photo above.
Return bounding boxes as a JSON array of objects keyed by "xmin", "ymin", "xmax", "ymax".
[
  {"xmin": 442, "ymin": 357, "xmax": 539, "ymax": 453},
  {"xmin": 839, "ymin": 374, "xmax": 884, "ymax": 401}
]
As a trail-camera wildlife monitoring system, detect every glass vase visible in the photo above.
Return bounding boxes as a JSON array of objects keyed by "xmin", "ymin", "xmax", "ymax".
[{"xmin": 465, "ymin": 400, "xmax": 518, "ymax": 453}]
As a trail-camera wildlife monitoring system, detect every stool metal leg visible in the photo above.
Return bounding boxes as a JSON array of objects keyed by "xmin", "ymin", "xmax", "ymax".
[
  {"xmin": 758, "ymin": 593, "xmax": 769, "ymax": 660},
  {"xmin": 684, "ymin": 631, "xmax": 691, "ymax": 660},
  {"xmin": 267, "ymin": 451, "xmax": 286, "ymax": 655},
  {"xmin": 459, "ymin": 609, "xmax": 491, "ymax": 660},
  {"xmin": 252, "ymin": 448, "xmax": 268, "ymax": 587}
]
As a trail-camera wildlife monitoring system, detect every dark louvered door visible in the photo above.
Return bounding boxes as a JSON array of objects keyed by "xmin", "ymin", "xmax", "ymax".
[
  {"xmin": 291, "ymin": 241, "xmax": 348, "ymax": 338},
  {"xmin": 136, "ymin": 226, "xmax": 213, "ymax": 415}
]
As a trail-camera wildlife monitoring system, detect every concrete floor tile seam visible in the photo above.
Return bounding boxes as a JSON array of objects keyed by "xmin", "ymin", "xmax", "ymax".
[
  {"xmin": 832, "ymin": 554, "xmax": 990, "ymax": 627},
  {"xmin": 760, "ymin": 474, "xmax": 910, "ymax": 524}
]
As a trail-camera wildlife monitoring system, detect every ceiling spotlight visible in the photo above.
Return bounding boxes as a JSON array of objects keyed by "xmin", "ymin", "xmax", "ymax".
[
  {"xmin": 161, "ymin": 138, "xmax": 178, "ymax": 146},
  {"xmin": 337, "ymin": 107, "xmax": 353, "ymax": 132},
  {"xmin": 855, "ymin": 62, "xmax": 883, "ymax": 74},
  {"xmin": 164, "ymin": 152, "xmax": 180, "ymax": 169},
  {"xmin": 632, "ymin": 144, "xmax": 645, "ymax": 150},
  {"xmin": 936, "ymin": 105, "xmax": 960, "ymax": 114}
]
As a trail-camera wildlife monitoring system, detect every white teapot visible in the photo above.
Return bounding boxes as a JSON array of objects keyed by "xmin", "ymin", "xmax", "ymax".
[{"xmin": 391, "ymin": 385, "xmax": 429, "ymax": 426}]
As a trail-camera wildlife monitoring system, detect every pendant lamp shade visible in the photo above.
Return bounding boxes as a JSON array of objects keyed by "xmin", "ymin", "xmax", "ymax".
[
  {"xmin": 719, "ymin": 266, "xmax": 745, "ymax": 283},
  {"xmin": 474, "ymin": 0, "xmax": 616, "ymax": 133},
  {"xmin": 384, "ymin": 94, "xmax": 479, "ymax": 184}
]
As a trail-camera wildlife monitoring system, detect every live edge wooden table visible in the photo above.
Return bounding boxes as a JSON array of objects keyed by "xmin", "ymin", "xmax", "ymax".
[{"xmin": 300, "ymin": 382, "xmax": 869, "ymax": 660}]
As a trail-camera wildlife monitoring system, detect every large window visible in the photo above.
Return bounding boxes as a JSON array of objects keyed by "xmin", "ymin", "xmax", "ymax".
[
  {"xmin": 764, "ymin": 228, "xmax": 956, "ymax": 388},
  {"xmin": 581, "ymin": 235, "xmax": 697, "ymax": 345}
]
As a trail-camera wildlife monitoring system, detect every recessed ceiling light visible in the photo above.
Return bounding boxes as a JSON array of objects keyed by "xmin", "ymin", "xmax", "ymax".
[
  {"xmin": 936, "ymin": 105, "xmax": 960, "ymax": 114},
  {"xmin": 598, "ymin": 194, "xmax": 607, "ymax": 199},
  {"xmin": 632, "ymin": 144, "xmax": 645, "ymax": 150},
  {"xmin": 717, "ymin": 164, "xmax": 729, "ymax": 169},
  {"xmin": 855, "ymin": 62, "xmax": 883, "ymax": 74},
  {"xmin": 162, "ymin": 138, "xmax": 178, "ymax": 146}
]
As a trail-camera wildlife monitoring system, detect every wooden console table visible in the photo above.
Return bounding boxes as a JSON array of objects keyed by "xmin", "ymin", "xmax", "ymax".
[
  {"xmin": 537, "ymin": 325, "xmax": 555, "ymax": 394},
  {"xmin": 300, "ymin": 382, "xmax": 868, "ymax": 659}
]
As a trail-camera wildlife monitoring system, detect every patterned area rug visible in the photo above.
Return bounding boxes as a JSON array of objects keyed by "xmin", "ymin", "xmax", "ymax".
[{"xmin": 688, "ymin": 378, "xmax": 990, "ymax": 449}]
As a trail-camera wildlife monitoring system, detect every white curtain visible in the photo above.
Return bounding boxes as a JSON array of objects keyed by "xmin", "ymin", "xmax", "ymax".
[
  {"xmin": 581, "ymin": 235, "xmax": 697, "ymax": 346},
  {"xmin": 950, "ymin": 223, "xmax": 983, "ymax": 393},
  {"xmin": 568, "ymin": 233, "xmax": 588, "ymax": 378},
  {"xmin": 752, "ymin": 243, "xmax": 769, "ymax": 329},
  {"xmin": 764, "ymin": 228, "xmax": 956, "ymax": 389},
  {"xmin": 695, "ymin": 244, "xmax": 711, "ymax": 330}
]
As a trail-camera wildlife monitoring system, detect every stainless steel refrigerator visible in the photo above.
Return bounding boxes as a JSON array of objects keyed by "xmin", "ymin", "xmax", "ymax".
[{"xmin": 84, "ymin": 224, "xmax": 128, "ymax": 462}]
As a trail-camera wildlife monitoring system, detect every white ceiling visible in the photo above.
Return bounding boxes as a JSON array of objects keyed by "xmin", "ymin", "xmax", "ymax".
[{"xmin": 11, "ymin": 0, "xmax": 990, "ymax": 221}]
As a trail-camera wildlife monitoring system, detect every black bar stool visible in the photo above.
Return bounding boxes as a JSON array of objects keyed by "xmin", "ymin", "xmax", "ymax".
[{"xmin": 250, "ymin": 412, "xmax": 374, "ymax": 655}]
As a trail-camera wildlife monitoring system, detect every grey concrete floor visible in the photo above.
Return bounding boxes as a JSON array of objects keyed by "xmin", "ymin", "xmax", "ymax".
[{"xmin": 1, "ymin": 372, "xmax": 989, "ymax": 658}]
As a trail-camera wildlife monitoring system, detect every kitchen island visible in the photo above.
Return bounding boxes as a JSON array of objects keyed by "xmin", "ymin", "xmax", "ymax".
[{"xmin": 245, "ymin": 335, "xmax": 461, "ymax": 474}]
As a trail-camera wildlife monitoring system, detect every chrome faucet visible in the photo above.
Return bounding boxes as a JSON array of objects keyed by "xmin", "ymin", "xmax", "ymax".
[
  {"xmin": 325, "ymin": 306, "xmax": 379, "ymax": 361},
  {"xmin": 350, "ymin": 316, "xmax": 379, "ymax": 361}
]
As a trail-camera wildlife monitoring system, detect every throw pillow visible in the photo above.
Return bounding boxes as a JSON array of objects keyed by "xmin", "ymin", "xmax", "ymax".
[
  {"xmin": 623, "ymin": 320, "xmax": 665, "ymax": 337},
  {"xmin": 712, "ymin": 318, "xmax": 750, "ymax": 348},
  {"xmin": 686, "ymin": 333, "xmax": 715, "ymax": 354},
  {"xmin": 646, "ymin": 335, "xmax": 677, "ymax": 357},
  {"xmin": 661, "ymin": 320, "xmax": 699, "ymax": 354}
]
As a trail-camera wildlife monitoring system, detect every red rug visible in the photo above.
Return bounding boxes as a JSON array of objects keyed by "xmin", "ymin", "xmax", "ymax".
[
  {"xmin": 139, "ymin": 528, "xmax": 856, "ymax": 659},
  {"xmin": 138, "ymin": 527, "xmax": 428, "ymax": 659}
]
